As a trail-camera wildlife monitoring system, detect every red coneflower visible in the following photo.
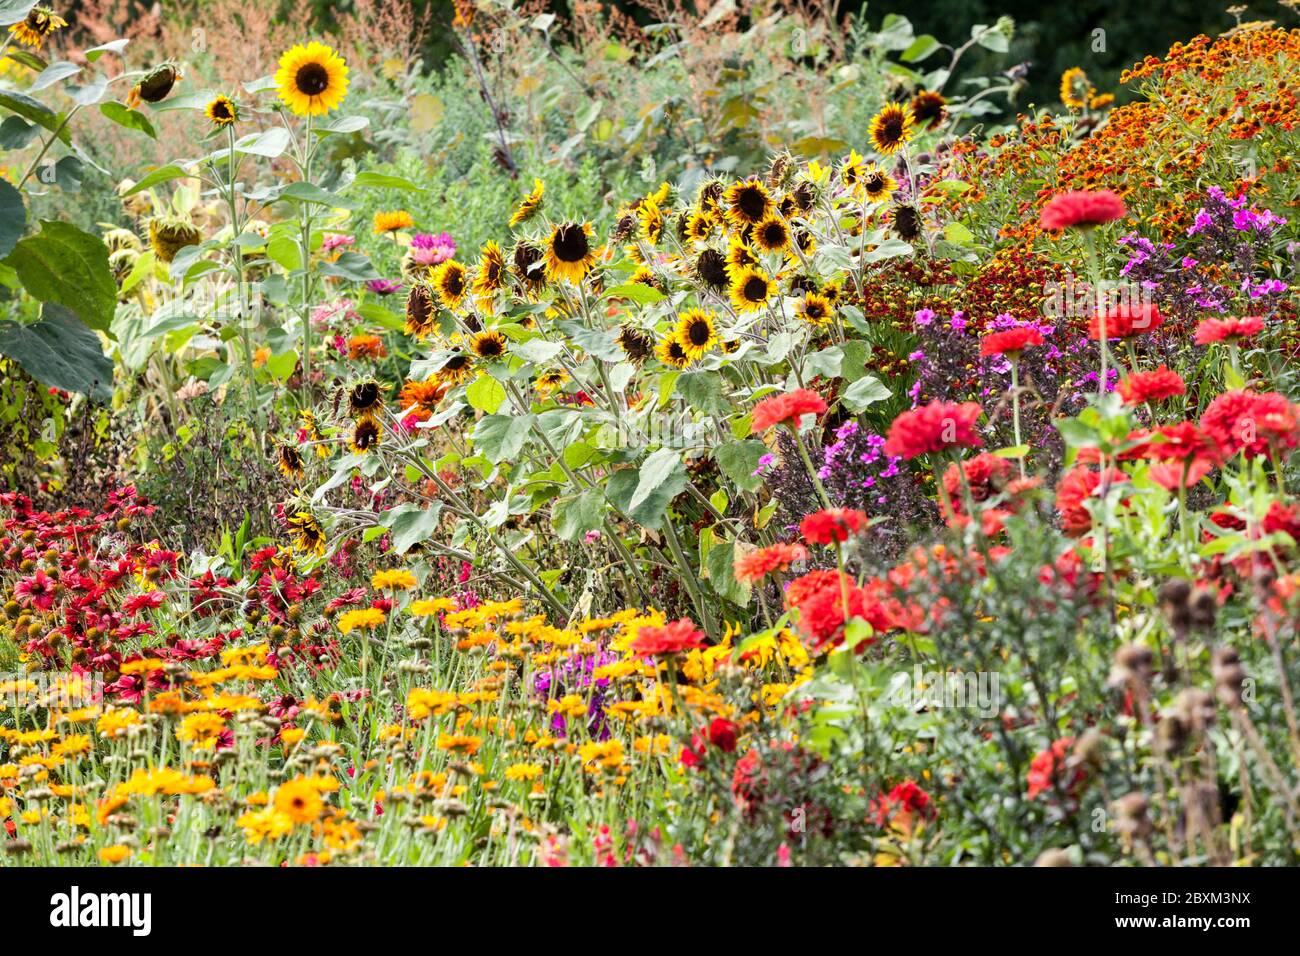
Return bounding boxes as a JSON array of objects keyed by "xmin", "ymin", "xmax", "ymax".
[
  {"xmin": 979, "ymin": 327, "xmax": 1044, "ymax": 358},
  {"xmin": 1087, "ymin": 303, "xmax": 1164, "ymax": 340},
  {"xmin": 799, "ymin": 508, "xmax": 870, "ymax": 546}
]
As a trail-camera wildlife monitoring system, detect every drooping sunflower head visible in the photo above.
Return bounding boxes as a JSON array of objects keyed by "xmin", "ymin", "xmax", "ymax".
[
  {"xmin": 752, "ymin": 216, "xmax": 791, "ymax": 254},
  {"xmin": 796, "ymin": 292, "xmax": 835, "ymax": 327},
  {"xmin": 543, "ymin": 222, "xmax": 595, "ymax": 285},
  {"xmin": 276, "ymin": 442, "xmax": 305, "ymax": 479},
  {"xmin": 350, "ymin": 415, "xmax": 382, "ymax": 454},
  {"xmin": 108, "ymin": 248, "xmax": 139, "ymax": 285},
  {"xmin": 512, "ymin": 241, "xmax": 546, "ymax": 292},
  {"xmin": 722, "ymin": 179, "xmax": 773, "ymax": 229},
  {"xmin": 373, "ymin": 210, "xmax": 414, "ymax": 235},
  {"xmin": 695, "ymin": 248, "xmax": 729, "ymax": 292},
  {"xmin": 300, "ymin": 410, "xmax": 330, "ymax": 457},
  {"xmin": 147, "ymin": 216, "xmax": 201, "ymax": 264},
  {"xmin": 470, "ymin": 329, "xmax": 508, "ymax": 361},
  {"xmin": 405, "ymin": 283, "xmax": 437, "ymax": 338},
  {"xmin": 655, "ymin": 333, "xmax": 693, "ymax": 369},
  {"xmin": 275, "ymin": 42, "xmax": 349, "ymax": 117},
  {"xmin": 618, "ymin": 325, "xmax": 655, "ymax": 364},
  {"xmin": 675, "ymin": 309, "xmax": 719, "ymax": 360},
  {"xmin": 103, "ymin": 228, "xmax": 143, "ymax": 255},
  {"xmin": 472, "ymin": 240, "xmax": 506, "ymax": 301},
  {"xmin": 868, "ymin": 103, "xmax": 915, "ymax": 156},
  {"xmin": 287, "ymin": 511, "xmax": 326, "ymax": 555},
  {"xmin": 890, "ymin": 203, "xmax": 923, "ymax": 242},
  {"xmin": 509, "ymin": 178, "xmax": 545, "ymax": 228},
  {"xmin": 696, "ymin": 177, "xmax": 726, "ymax": 213},
  {"xmin": 729, "ymin": 267, "xmax": 776, "ymax": 314},
  {"xmin": 203, "ymin": 94, "xmax": 239, "ymax": 127},
  {"xmin": 127, "ymin": 62, "xmax": 183, "ymax": 109},
  {"xmin": 430, "ymin": 259, "xmax": 468, "ymax": 310},
  {"xmin": 436, "ymin": 350, "xmax": 474, "ymax": 387},
  {"xmin": 788, "ymin": 180, "xmax": 817, "ymax": 214},
  {"xmin": 638, "ymin": 200, "xmax": 665, "ymax": 245},
  {"xmin": 862, "ymin": 166, "xmax": 898, "ymax": 203},
  {"xmin": 347, "ymin": 380, "xmax": 384, "ymax": 418},
  {"xmin": 535, "ymin": 368, "xmax": 570, "ymax": 398},
  {"xmin": 792, "ymin": 228, "xmax": 816, "ymax": 258},
  {"xmin": 7, "ymin": 7, "xmax": 67, "ymax": 48},
  {"xmin": 910, "ymin": 90, "xmax": 948, "ymax": 129}
]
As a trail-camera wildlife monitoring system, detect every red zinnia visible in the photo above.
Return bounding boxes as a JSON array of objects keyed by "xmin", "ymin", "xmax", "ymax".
[
  {"xmin": 631, "ymin": 618, "xmax": 706, "ymax": 656},
  {"xmin": 1200, "ymin": 390, "xmax": 1300, "ymax": 460},
  {"xmin": 1027, "ymin": 737, "xmax": 1085, "ymax": 799},
  {"xmin": 799, "ymin": 508, "xmax": 869, "ymax": 546},
  {"xmin": 1087, "ymin": 302, "xmax": 1164, "ymax": 340},
  {"xmin": 942, "ymin": 452, "xmax": 1013, "ymax": 514},
  {"xmin": 1055, "ymin": 465, "xmax": 1127, "ymax": 537},
  {"xmin": 1194, "ymin": 316, "xmax": 1264, "ymax": 345},
  {"xmin": 751, "ymin": 388, "xmax": 828, "ymax": 431},
  {"xmin": 883, "ymin": 400, "xmax": 983, "ymax": 460},
  {"xmin": 872, "ymin": 780, "xmax": 936, "ymax": 829},
  {"xmin": 1038, "ymin": 189, "xmax": 1126, "ymax": 231},
  {"xmin": 706, "ymin": 718, "xmax": 739, "ymax": 753},
  {"xmin": 979, "ymin": 327, "xmax": 1044, "ymax": 358},
  {"xmin": 733, "ymin": 542, "xmax": 808, "ymax": 584},
  {"xmin": 1116, "ymin": 365, "xmax": 1185, "ymax": 405}
]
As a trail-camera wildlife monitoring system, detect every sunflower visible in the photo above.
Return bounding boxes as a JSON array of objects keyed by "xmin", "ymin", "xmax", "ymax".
[
  {"xmin": 752, "ymin": 216, "xmax": 792, "ymax": 254},
  {"xmin": 890, "ymin": 203, "xmax": 923, "ymax": 242},
  {"xmin": 405, "ymin": 284, "xmax": 437, "ymax": 338},
  {"xmin": 436, "ymin": 351, "xmax": 474, "ymax": 387},
  {"xmin": 684, "ymin": 210, "xmax": 715, "ymax": 243},
  {"xmin": 638, "ymin": 200, "xmax": 665, "ymax": 245},
  {"xmin": 470, "ymin": 330, "xmax": 508, "ymax": 361},
  {"xmin": 618, "ymin": 325, "xmax": 656, "ymax": 363},
  {"xmin": 910, "ymin": 90, "xmax": 948, "ymax": 129},
  {"xmin": 839, "ymin": 149, "xmax": 867, "ymax": 191},
  {"xmin": 147, "ymin": 216, "xmax": 201, "ymax": 264},
  {"xmin": 862, "ymin": 167, "xmax": 898, "ymax": 203},
  {"xmin": 430, "ymin": 259, "xmax": 468, "ymax": 311},
  {"xmin": 276, "ymin": 443, "xmax": 305, "ymax": 479},
  {"xmin": 287, "ymin": 511, "xmax": 327, "ymax": 555},
  {"xmin": 722, "ymin": 179, "xmax": 773, "ymax": 229},
  {"xmin": 472, "ymin": 241, "xmax": 506, "ymax": 301},
  {"xmin": 7, "ymin": 7, "xmax": 67, "ymax": 48},
  {"xmin": 373, "ymin": 210, "xmax": 414, "ymax": 235},
  {"xmin": 729, "ymin": 267, "xmax": 776, "ymax": 313},
  {"xmin": 512, "ymin": 241, "xmax": 546, "ymax": 292},
  {"xmin": 1059, "ymin": 67, "xmax": 1092, "ymax": 110},
  {"xmin": 795, "ymin": 293, "xmax": 835, "ymax": 327},
  {"xmin": 204, "ymin": 95, "xmax": 238, "ymax": 127},
  {"xmin": 630, "ymin": 265, "xmax": 660, "ymax": 288},
  {"xmin": 868, "ymin": 103, "xmax": 915, "ymax": 156},
  {"xmin": 127, "ymin": 63, "xmax": 183, "ymax": 108},
  {"xmin": 788, "ymin": 180, "xmax": 816, "ymax": 214},
  {"xmin": 509, "ymin": 178, "xmax": 545, "ymax": 228},
  {"xmin": 300, "ymin": 410, "xmax": 330, "ymax": 457},
  {"xmin": 821, "ymin": 280, "xmax": 843, "ymax": 305},
  {"xmin": 275, "ymin": 42, "xmax": 349, "ymax": 116},
  {"xmin": 694, "ymin": 249, "xmax": 730, "ymax": 291},
  {"xmin": 675, "ymin": 309, "xmax": 719, "ymax": 360},
  {"xmin": 655, "ymin": 334, "xmax": 693, "ymax": 369},
  {"xmin": 347, "ymin": 380, "xmax": 383, "ymax": 418},
  {"xmin": 535, "ymin": 369, "xmax": 570, "ymax": 398},
  {"xmin": 792, "ymin": 228, "xmax": 816, "ymax": 258},
  {"xmin": 351, "ymin": 416, "xmax": 382, "ymax": 454},
  {"xmin": 543, "ymin": 222, "xmax": 596, "ymax": 285}
]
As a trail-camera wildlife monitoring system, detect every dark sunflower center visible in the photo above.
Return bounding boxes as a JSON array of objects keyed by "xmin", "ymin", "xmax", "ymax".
[
  {"xmin": 737, "ymin": 187, "xmax": 767, "ymax": 220},
  {"xmin": 865, "ymin": 174, "xmax": 885, "ymax": 193},
  {"xmin": 442, "ymin": 269, "xmax": 464, "ymax": 297},
  {"xmin": 552, "ymin": 225, "xmax": 589, "ymax": 263},
  {"xmin": 351, "ymin": 382, "xmax": 379, "ymax": 409},
  {"xmin": 408, "ymin": 287, "xmax": 432, "ymax": 326},
  {"xmin": 687, "ymin": 321, "xmax": 711, "ymax": 346},
  {"xmin": 697, "ymin": 250, "xmax": 728, "ymax": 289},
  {"xmin": 806, "ymin": 302, "xmax": 826, "ymax": 319},
  {"xmin": 213, "ymin": 101, "xmax": 233, "ymax": 119},
  {"xmin": 761, "ymin": 223, "xmax": 786, "ymax": 246},
  {"xmin": 446, "ymin": 353, "xmax": 470, "ymax": 371},
  {"xmin": 743, "ymin": 276, "xmax": 768, "ymax": 302},
  {"xmin": 478, "ymin": 337, "xmax": 504, "ymax": 357},
  {"xmin": 356, "ymin": 422, "xmax": 378, "ymax": 448},
  {"xmin": 880, "ymin": 115, "xmax": 903, "ymax": 141},
  {"xmin": 296, "ymin": 63, "xmax": 330, "ymax": 96}
]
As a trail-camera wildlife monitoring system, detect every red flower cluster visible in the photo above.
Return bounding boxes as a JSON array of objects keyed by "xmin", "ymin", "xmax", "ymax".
[
  {"xmin": 1116, "ymin": 365, "xmax": 1185, "ymax": 405},
  {"xmin": 1087, "ymin": 303, "xmax": 1165, "ymax": 340},
  {"xmin": 785, "ymin": 569, "xmax": 893, "ymax": 651},
  {"xmin": 1038, "ymin": 189, "xmax": 1127, "ymax": 231},
  {"xmin": 630, "ymin": 618, "xmax": 706, "ymax": 656},
  {"xmin": 750, "ymin": 388, "xmax": 827, "ymax": 431},
  {"xmin": 1055, "ymin": 466, "xmax": 1128, "ymax": 537},
  {"xmin": 680, "ymin": 717, "xmax": 740, "ymax": 768},
  {"xmin": 799, "ymin": 508, "xmax": 869, "ymax": 546},
  {"xmin": 1026, "ymin": 737, "xmax": 1087, "ymax": 800},
  {"xmin": 1200, "ymin": 390, "xmax": 1300, "ymax": 460},
  {"xmin": 732, "ymin": 541, "xmax": 808, "ymax": 584},
  {"xmin": 1194, "ymin": 315, "xmax": 1264, "ymax": 345},
  {"xmin": 941, "ymin": 452, "xmax": 1013, "ymax": 514},
  {"xmin": 979, "ymin": 327, "xmax": 1043, "ymax": 357},
  {"xmin": 871, "ymin": 780, "xmax": 936, "ymax": 830},
  {"xmin": 883, "ymin": 400, "xmax": 983, "ymax": 460}
]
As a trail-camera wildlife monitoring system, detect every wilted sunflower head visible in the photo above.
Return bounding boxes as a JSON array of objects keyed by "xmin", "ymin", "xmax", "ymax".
[
  {"xmin": 470, "ymin": 330, "xmax": 508, "ymax": 361},
  {"xmin": 675, "ymin": 309, "xmax": 719, "ymax": 360},
  {"xmin": 696, "ymin": 177, "xmax": 726, "ymax": 213},
  {"xmin": 890, "ymin": 203, "xmax": 923, "ymax": 242},
  {"xmin": 868, "ymin": 103, "xmax": 915, "ymax": 156},
  {"xmin": 729, "ymin": 267, "xmax": 775, "ymax": 314},
  {"xmin": 695, "ymin": 248, "xmax": 729, "ymax": 291},
  {"xmin": 910, "ymin": 90, "xmax": 947, "ymax": 129},
  {"xmin": 7, "ymin": 7, "xmax": 67, "ymax": 48},
  {"xmin": 275, "ymin": 41, "xmax": 349, "ymax": 116},
  {"xmin": 287, "ymin": 511, "xmax": 326, "ymax": 555},
  {"xmin": 430, "ymin": 259, "xmax": 467, "ymax": 310},
  {"xmin": 655, "ymin": 333, "xmax": 693, "ymax": 369},
  {"xmin": 348, "ymin": 380, "xmax": 384, "ymax": 417},
  {"xmin": 512, "ymin": 241, "xmax": 546, "ymax": 291},
  {"xmin": 789, "ymin": 179, "xmax": 817, "ymax": 213},
  {"xmin": 405, "ymin": 283, "xmax": 437, "ymax": 338},
  {"xmin": 543, "ymin": 222, "xmax": 596, "ymax": 285},
  {"xmin": 722, "ymin": 179, "xmax": 773, "ymax": 229},
  {"xmin": 205, "ymin": 95, "xmax": 238, "ymax": 127},
  {"xmin": 147, "ymin": 216, "xmax": 201, "ymax": 264},
  {"xmin": 752, "ymin": 216, "xmax": 791, "ymax": 254},
  {"xmin": 351, "ymin": 416, "xmax": 382, "ymax": 454},
  {"xmin": 618, "ymin": 325, "xmax": 655, "ymax": 363},
  {"xmin": 796, "ymin": 292, "xmax": 835, "ymax": 327},
  {"xmin": 472, "ymin": 240, "xmax": 506, "ymax": 301},
  {"xmin": 108, "ymin": 248, "xmax": 139, "ymax": 285},
  {"xmin": 509, "ymin": 178, "xmax": 545, "ymax": 228},
  {"xmin": 103, "ymin": 227, "xmax": 143, "ymax": 255},
  {"xmin": 436, "ymin": 350, "xmax": 474, "ymax": 387},
  {"xmin": 276, "ymin": 443, "xmax": 305, "ymax": 479},
  {"xmin": 128, "ymin": 63, "xmax": 183, "ymax": 109},
  {"xmin": 766, "ymin": 151, "xmax": 796, "ymax": 190}
]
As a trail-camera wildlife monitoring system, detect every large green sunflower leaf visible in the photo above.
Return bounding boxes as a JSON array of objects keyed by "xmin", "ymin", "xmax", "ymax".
[
  {"xmin": 4, "ymin": 220, "xmax": 116, "ymax": 332},
  {"xmin": 0, "ymin": 303, "xmax": 112, "ymax": 400}
]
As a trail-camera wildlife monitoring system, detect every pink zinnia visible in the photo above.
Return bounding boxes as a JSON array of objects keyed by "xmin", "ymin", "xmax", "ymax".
[
  {"xmin": 1038, "ymin": 189, "xmax": 1127, "ymax": 231},
  {"xmin": 1194, "ymin": 316, "xmax": 1265, "ymax": 345}
]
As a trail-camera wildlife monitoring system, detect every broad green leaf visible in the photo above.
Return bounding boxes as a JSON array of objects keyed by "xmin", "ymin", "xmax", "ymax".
[
  {"xmin": 473, "ymin": 413, "xmax": 534, "ymax": 463},
  {"xmin": 0, "ymin": 303, "xmax": 112, "ymax": 400},
  {"xmin": 0, "ymin": 90, "xmax": 69, "ymax": 142},
  {"xmin": 0, "ymin": 0, "xmax": 38, "ymax": 26},
  {"xmin": 841, "ymin": 375, "xmax": 891, "ymax": 412},
  {"xmin": 466, "ymin": 373, "xmax": 506, "ymax": 413},
  {"xmin": 381, "ymin": 503, "xmax": 444, "ymax": 554},
  {"xmin": 629, "ymin": 447, "xmax": 684, "ymax": 512},
  {"xmin": 5, "ymin": 220, "xmax": 116, "ymax": 332},
  {"xmin": 99, "ymin": 101, "xmax": 156, "ymax": 139},
  {"xmin": 350, "ymin": 171, "xmax": 424, "ymax": 191},
  {"xmin": 28, "ymin": 61, "xmax": 80, "ymax": 92},
  {"xmin": 552, "ymin": 489, "xmax": 605, "ymax": 543},
  {"xmin": 123, "ymin": 164, "xmax": 190, "ymax": 195},
  {"xmin": 604, "ymin": 283, "xmax": 665, "ymax": 304},
  {"xmin": 0, "ymin": 179, "xmax": 25, "ymax": 259},
  {"xmin": 715, "ymin": 439, "xmax": 768, "ymax": 492},
  {"xmin": 235, "ymin": 127, "xmax": 291, "ymax": 158}
]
